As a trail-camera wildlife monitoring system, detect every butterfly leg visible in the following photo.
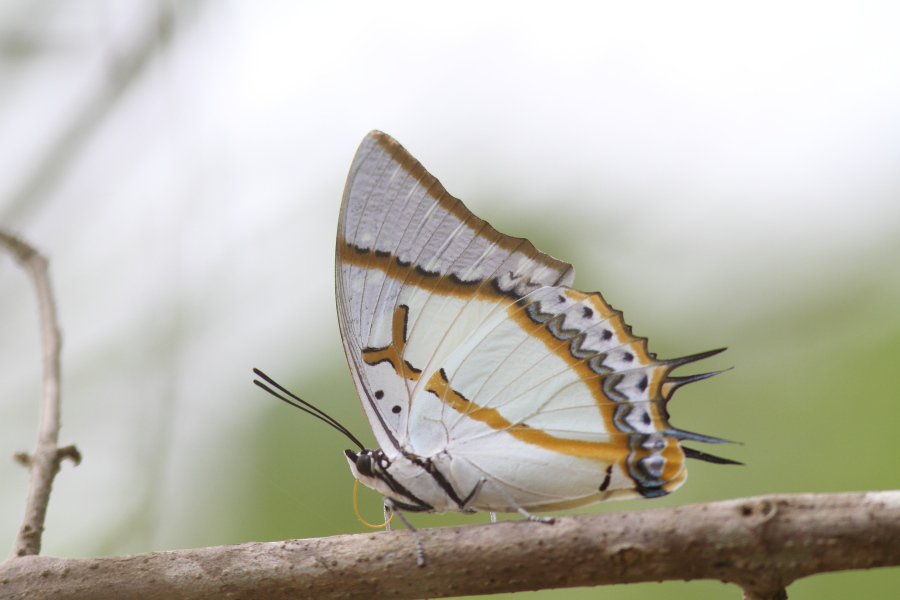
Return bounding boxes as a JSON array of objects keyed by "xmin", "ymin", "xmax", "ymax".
[
  {"xmin": 383, "ymin": 499, "xmax": 392, "ymax": 532},
  {"xmin": 457, "ymin": 479, "xmax": 499, "ymax": 523},
  {"xmin": 384, "ymin": 498, "xmax": 426, "ymax": 567},
  {"xmin": 475, "ymin": 478, "xmax": 556, "ymax": 524},
  {"xmin": 459, "ymin": 477, "xmax": 487, "ymax": 511}
]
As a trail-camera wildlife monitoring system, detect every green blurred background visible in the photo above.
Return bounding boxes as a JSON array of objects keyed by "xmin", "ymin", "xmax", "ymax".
[{"xmin": 1, "ymin": 2, "xmax": 899, "ymax": 599}]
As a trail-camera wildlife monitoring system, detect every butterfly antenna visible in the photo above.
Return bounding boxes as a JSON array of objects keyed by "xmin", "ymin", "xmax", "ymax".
[{"xmin": 252, "ymin": 368, "xmax": 366, "ymax": 451}]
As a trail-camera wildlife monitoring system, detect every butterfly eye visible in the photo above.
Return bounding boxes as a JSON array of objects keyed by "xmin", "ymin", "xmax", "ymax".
[{"xmin": 354, "ymin": 452, "xmax": 375, "ymax": 478}]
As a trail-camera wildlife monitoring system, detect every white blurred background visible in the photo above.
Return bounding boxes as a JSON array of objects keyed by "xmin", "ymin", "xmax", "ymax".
[{"xmin": 1, "ymin": 2, "xmax": 899, "ymax": 599}]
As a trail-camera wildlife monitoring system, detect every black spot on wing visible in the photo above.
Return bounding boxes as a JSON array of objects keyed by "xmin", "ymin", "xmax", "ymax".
[
  {"xmin": 637, "ymin": 375, "xmax": 649, "ymax": 392},
  {"xmin": 365, "ymin": 356, "xmax": 397, "ymax": 369},
  {"xmin": 414, "ymin": 264, "xmax": 441, "ymax": 278},
  {"xmin": 404, "ymin": 360, "xmax": 422, "ymax": 374},
  {"xmin": 448, "ymin": 272, "xmax": 485, "ymax": 286},
  {"xmin": 599, "ymin": 465, "xmax": 613, "ymax": 492}
]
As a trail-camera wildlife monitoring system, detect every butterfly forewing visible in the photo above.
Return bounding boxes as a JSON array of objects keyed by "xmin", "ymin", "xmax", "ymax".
[{"xmin": 337, "ymin": 131, "xmax": 575, "ymax": 450}]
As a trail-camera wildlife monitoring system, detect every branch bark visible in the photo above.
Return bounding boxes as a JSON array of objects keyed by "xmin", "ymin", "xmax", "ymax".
[
  {"xmin": 1, "ymin": 230, "xmax": 80, "ymax": 559},
  {"xmin": 1, "ymin": 491, "xmax": 897, "ymax": 600}
]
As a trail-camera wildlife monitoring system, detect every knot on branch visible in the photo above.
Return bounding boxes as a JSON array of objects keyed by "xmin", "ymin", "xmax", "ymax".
[
  {"xmin": 738, "ymin": 499, "xmax": 778, "ymax": 523},
  {"xmin": 57, "ymin": 445, "xmax": 82, "ymax": 466},
  {"xmin": 12, "ymin": 445, "xmax": 82, "ymax": 470},
  {"xmin": 0, "ymin": 230, "xmax": 39, "ymax": 264}
]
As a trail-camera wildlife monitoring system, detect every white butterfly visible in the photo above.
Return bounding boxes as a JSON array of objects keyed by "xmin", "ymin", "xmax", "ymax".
[{"xmin": 256, "ymin": 131, "xmax": 735, "ymax": 565}]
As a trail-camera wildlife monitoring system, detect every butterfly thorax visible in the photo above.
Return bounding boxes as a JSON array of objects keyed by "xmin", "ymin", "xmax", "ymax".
[{"xmin": 346, "ymin": 448, "xmax": 473, "ymax": 513}]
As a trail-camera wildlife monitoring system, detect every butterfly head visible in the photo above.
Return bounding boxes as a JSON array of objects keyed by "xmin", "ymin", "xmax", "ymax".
[
  {"xmin": 345, "ymin": 448, "xmax": 380, "ymax": 480},
  {"xmin": 344, "ymin": 448, "xmax": 400, "ymax": 504},
  {"xmin": 345, "ymin": 448, "xmax": 447, "ymax": 513}
]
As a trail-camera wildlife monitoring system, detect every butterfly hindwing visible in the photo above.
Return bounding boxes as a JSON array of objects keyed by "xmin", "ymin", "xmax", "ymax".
[{"xmin": 411, "ymin": 286, "xmax": 687, "ymax": 510}]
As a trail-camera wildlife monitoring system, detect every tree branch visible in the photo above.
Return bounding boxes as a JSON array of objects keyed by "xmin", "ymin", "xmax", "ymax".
[
  {"xmin": 1, "ymin": 230, "xmax": 80, "ymax": 559},
  {"xmin": 1, "ymin": 491, "xmax": 897, "ymax": 599}
]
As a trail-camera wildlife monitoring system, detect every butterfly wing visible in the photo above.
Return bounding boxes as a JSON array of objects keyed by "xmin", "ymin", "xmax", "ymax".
[
  {"xmin": 336, "ymin": 131, "xmax": 575, "ymax": 453},
  {"xmin": 411, "ymin": 285, "xmax": 727, "ymax": 511}
]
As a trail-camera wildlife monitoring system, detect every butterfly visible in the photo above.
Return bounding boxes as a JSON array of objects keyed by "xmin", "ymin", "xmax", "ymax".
[{"xmin": 255, "ymin": 130, "xmax": 736, "ymax": 566}]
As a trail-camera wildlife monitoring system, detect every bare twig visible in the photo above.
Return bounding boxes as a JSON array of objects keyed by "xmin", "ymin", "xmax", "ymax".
[
  {"xmin": 0, "ymin": 491, "xmax": 897, "ymax": 599},
  {"xmin": 1, "ymin": 230, "xmax": 80, "ymax": 559}
]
